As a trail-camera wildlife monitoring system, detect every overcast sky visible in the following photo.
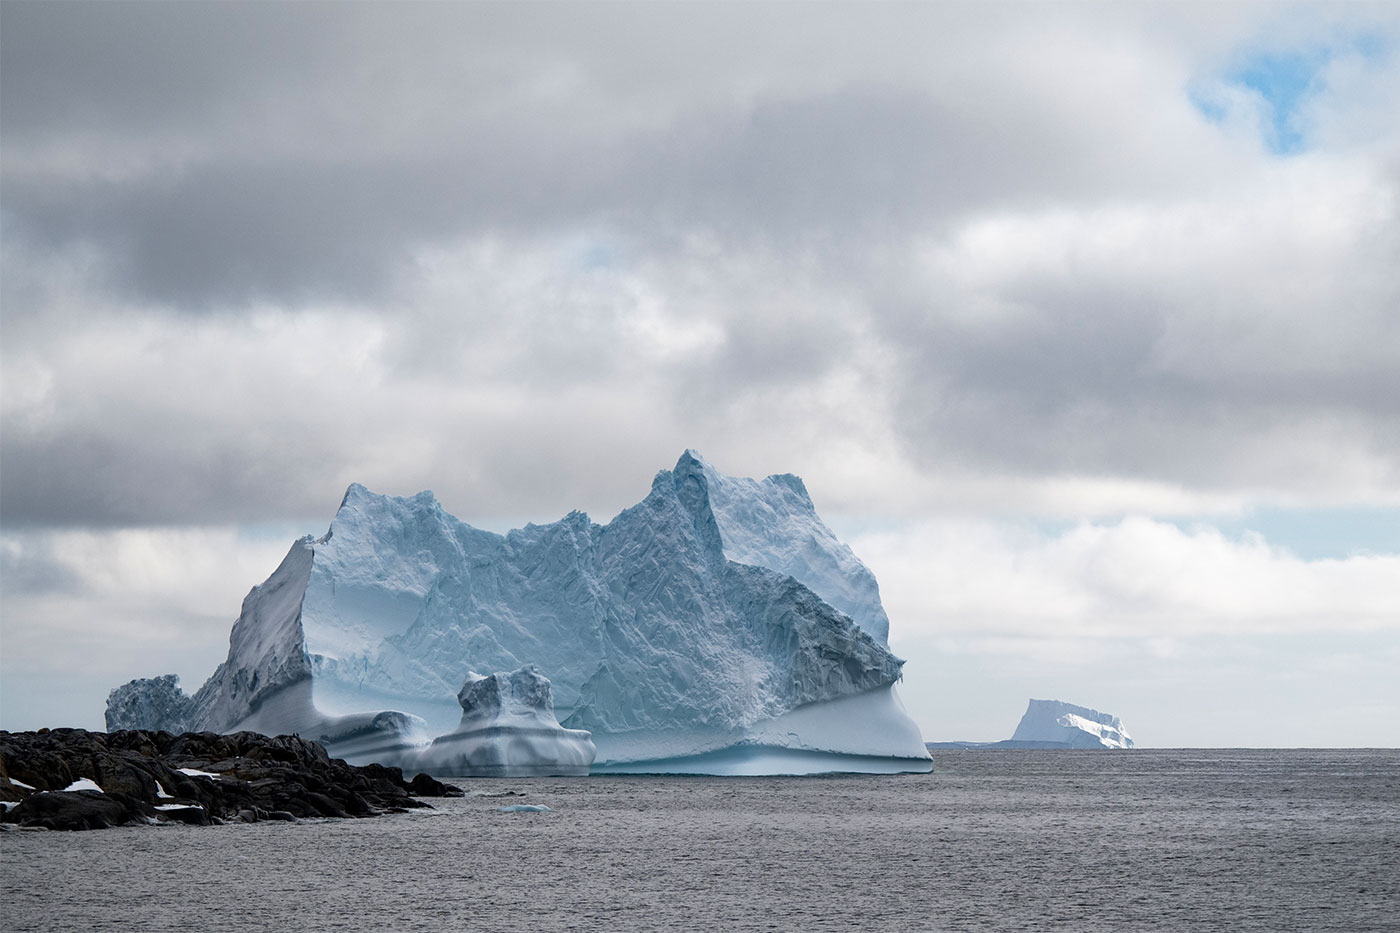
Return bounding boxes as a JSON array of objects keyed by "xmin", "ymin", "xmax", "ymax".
[{"xmin": 3, "ymin": 1, "xmax": 1397, "ymax": 746}]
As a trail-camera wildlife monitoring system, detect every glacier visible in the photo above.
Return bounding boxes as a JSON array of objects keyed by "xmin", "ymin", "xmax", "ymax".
[
  {"xmin": 1010, "ymin": 699, "xmax": 1134, "ymax": 749},
  {"xmin": 107, "ymin": 450, "xmax": 931, "ymax": 774}
]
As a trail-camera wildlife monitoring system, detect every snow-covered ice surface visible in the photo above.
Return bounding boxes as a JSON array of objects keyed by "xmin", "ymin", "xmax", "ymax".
[
  {"xmin": 413, "ymin": 667, "xmax": 595, "ymax": 777},
  {"xmin": 8, "ymin": 778, "xmax": 35, "ymax": 791},
  {"xmin": 1010, "ymin": 699, "xmax": 1134, "ymax": 749},
  {"xmin": 698, "ymin": 460, "xmax": 890, "ymax": 642},
  {"xmin": 177, "ymin": 768, "xmax": 220, "ymax": 779},
  {"xmin": 106, "ymin": 451, "xmax": 930, "ymax": 774}
]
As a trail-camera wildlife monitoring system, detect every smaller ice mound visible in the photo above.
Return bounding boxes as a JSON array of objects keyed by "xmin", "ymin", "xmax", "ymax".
[
  {"xmin": 213, "ymin": 678, "xmax": 431, "ymax": 768},
  {"xmin": 106, "ymin": 674, "xmax": 195, "ymax": 734},
  {"xmin": 1011, "ymin": 699, "xmax": 1134, "ymax": 749},
  {"xmin": 415, "ymin": 667, "xmax": 595, "ymax": 777},
  {"xmin": 317, "ymin": 710, "xmax": 432, "ymax": 766}
]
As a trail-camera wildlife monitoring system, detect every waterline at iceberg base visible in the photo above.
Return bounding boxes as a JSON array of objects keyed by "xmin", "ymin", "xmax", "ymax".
[{"xmin": 107, "ymin": 451, "xmax": 932, "ymax": 775}]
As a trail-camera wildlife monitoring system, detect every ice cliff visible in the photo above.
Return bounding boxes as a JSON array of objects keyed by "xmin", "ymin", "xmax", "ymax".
[
  {"xmin": 107, "ymin": 450, "xmax": 931, "ymax": 774},
  {"xmin": 1010, "ymin": 699, "xmax": 1134, "ymax": 749}
]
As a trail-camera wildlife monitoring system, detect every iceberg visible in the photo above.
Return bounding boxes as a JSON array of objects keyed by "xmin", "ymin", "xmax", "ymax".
[
  {"xmin": 107, "ymin": 450, "xmax": 931, "ymax": 774},
  {"xmin": 1009, "ymin": 699, "xmax": 1134, "ymax": 749},
  {"xmin": 413, "ymin": 667, "xmax": 594, "ymax": 777}
]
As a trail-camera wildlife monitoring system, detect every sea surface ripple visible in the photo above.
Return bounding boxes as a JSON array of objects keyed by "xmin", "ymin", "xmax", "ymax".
[{"xmin": 3, "ymin": 749, "xmax": 1397, "ymax": 931}]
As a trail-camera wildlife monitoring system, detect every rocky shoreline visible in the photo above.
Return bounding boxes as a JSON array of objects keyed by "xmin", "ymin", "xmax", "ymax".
[{"xmin": 0, "ymin": 728, "xmax": 462, "ymax": 831}]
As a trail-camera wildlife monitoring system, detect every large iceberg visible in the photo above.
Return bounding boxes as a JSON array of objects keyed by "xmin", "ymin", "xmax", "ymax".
[
  {"xmin": 107, "ymin": 451, "xmax": 931, "ymax": 774},
  {"xmin": 1009, "ymin": 699, "xmax": 1134, "ymax": 749}
]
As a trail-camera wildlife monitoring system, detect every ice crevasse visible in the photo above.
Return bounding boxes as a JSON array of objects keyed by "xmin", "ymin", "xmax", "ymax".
[{"xmin": 106, "ymin": 451, "xmax": 931, "ymax": 775}]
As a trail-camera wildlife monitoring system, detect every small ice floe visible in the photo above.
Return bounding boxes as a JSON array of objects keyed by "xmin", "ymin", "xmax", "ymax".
[
  {"xmin": 178, "ymin": 768, "xmax": 220, "ymax": 779},
  {"xmin": 62, "ymin": 778, "xmax": 103, "ymax": 793},
  {"xmin": 154, "ymin": 803, "xmax": 204, "ymax": 811},
  {"xmin": 155, "ymin": 781, "xmax": 174, "ymax": 799},
  {"xmin": 496, "ymin": 804, "xmax": 551, "ymax": 813},
  {"xmin": 8, "ymin": 778, "xmax": 36, "ymax": 791}
]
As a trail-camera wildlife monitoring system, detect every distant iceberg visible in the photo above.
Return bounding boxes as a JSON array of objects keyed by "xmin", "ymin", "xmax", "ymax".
[
  {"xmin": 107, "ymin": 451, "xmax": 931, "ymax": 775},
  {"xmin": 928, "ymin": 699, "xmax": 1134, "ymax": 750},
  {"xmin": 1011, "ymin": 699, "xmax": 1134, "ymax": 749}
]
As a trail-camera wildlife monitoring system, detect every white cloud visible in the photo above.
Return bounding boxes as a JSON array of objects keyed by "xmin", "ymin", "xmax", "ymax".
[
  {"xmin": 0, "ymin": 526, "xmax": 297, "ymax": 730},
  {"xmin": 858, "ymin": 516, "xmax": 1400, "ymax": 641}
]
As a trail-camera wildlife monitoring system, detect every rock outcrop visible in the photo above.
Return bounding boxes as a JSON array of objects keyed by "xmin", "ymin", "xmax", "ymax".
[{"xmin": 0, "ymin": 729, "xmax": 460, "ymax": 831}]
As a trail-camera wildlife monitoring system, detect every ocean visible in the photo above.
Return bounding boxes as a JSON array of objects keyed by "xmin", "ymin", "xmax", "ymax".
[{"xmin": 3, "ymin": 749, "xmax": 1396, "ymax": 932}]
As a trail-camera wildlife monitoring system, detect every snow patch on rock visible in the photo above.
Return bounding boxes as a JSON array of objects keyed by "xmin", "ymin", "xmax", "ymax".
[{"xmin": 61, "ymin": 778, "xmax": 103, "ymax": 793}]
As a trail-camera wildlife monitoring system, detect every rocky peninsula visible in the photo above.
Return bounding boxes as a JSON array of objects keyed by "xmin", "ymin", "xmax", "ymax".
[{"xmin": 0, "ymin": 728, "xmax": 461, "ymax": 831}]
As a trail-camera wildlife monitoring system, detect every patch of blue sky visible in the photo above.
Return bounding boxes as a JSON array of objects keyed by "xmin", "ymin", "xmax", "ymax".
[
  {"xmin": 1230, "ymin": 50, "xmax": 1322, "ymax": 154},
  {"xmin": 1022, "ymin": 507, "xmax": 1399, "ymax": 562},
  {"xmin": 1192, "ymin": 30, "xmax": 1390, "ymax": 156},
  {"xmin": 1180, "ymin": 506, "xmax": 1400, "ymax": 561},
  {"xmin": 1131, "ymin": 509, "xmax": 1394, "ymax": 560},
  {"xmin": 580, "ymin": 243, "xmax": 615, "ymax": 271}
]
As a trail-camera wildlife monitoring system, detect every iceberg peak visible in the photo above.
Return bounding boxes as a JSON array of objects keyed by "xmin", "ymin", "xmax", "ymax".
[
  {"xmin": 338, "ymin": 482, "xmax": 441, "ymax": 514},
  {"xmin": 338, "ymin": 482, "xmax": 370, "ymax": 509},
  {"xmin": 457, "ymin": 666, "xmax": 555, "ymax": 723},
  {"xmin": 765, "ymin": 472, "xmax": 813, "ymax": 508}
]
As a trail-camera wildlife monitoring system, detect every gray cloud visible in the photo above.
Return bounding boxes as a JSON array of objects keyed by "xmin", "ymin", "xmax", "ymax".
[
  {"xmin": 2, "ymin": 1, "xmax": 1399, "ymax": 533},
  {"xmin": 1, "ymin": 3, "xmax": 1228, "ymax": 311},
  {"xmin": 2, "ymin": 83, "xmax": 1119, "ymax": 310},
  {"xmin": 877, "ymin": 188, "xmax": 1400, "ymax": 494},
  {"xmin": 0, "ymin": 426, "xmax": 340, "ymax": 528},
  {"xmin": 0, "ymin": 538, "xmax": 86, "ymax": 597}
]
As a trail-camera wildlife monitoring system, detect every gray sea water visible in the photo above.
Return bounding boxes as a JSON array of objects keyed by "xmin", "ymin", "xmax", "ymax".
[{"xmin": 3, "ymin": 749, "xmax": 1397, "ymax": 932}]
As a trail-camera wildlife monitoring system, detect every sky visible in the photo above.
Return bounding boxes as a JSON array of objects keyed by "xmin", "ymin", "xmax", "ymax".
[{"xmin": 2, "ymin": 1, "xmax": 1397, "ymax": 747}]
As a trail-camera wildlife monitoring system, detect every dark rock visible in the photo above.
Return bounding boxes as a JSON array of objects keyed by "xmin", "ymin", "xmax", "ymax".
[
  {"xmin": 407, "ymin": 772, "xmax": 464, "ymax": 797},
  {"xmin": 0, "ymin": 728, "xmax": 459, "ymax": 831},
  {"xmin": 156, "ymin": 805, "xmax": 211, "ymax": 826},
  {"xmin": 302, "ymin": 792, "xmax": 349, "ymax": 818},
  {"xmin": 279, "ymin": 798, "xmax": 315, "ymax": 819},
  {"xmin": 3, "ymin": 791, "xmax": 134, "ymax": 831},
  {"xmin": 1, "ymin": 779, "xmax": 28, "ymax": 804}
]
